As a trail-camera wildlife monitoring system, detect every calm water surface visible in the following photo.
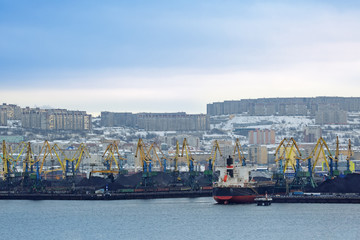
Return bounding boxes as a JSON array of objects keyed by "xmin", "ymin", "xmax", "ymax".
[{"xmin": 1, "ymin": 197, "xmax": 360, "ymax": 240}]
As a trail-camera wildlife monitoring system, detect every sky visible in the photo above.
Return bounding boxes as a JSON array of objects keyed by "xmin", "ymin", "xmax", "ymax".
[{"xmin": 1, "ymin": 0, "xmax": 360, "ymax": 116}]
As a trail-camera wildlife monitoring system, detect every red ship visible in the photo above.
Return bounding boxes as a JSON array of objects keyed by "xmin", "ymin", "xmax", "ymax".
[{"xmin": 213, "ymin": 156, "xmax": 273, "ymax": 204}]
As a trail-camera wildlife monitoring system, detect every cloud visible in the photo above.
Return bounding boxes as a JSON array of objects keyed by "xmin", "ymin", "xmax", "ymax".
[
  {"xmin": 1, "ymin": 1, "xmax": 360, "ymax": 114},
  {"xmin": 1, "ymin": 56, "xmax": 359, "ymax": 115}
]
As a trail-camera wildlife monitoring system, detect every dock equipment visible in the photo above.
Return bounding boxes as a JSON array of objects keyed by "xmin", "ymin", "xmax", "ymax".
[
  {"xmin": 173, "ymin": 140, "xmax": 180, "ymax": 172},
  {"xmin": 135, "ymin": 139, "xmax": 163, "ymax": 186},
  {"xmin": 102, "ymin": 141, "xmax": 126, "ymax": 174},
  {"xmin": 344, "ymin": 139, "xmax": 353, "ymax": 175},
  {"xmin": 64, "ymin": 143, "xmax": 90, "ymax": 177},
  {"xmin": 181, "ymin": 138, "xmax": 199, "ymax": 189},
  {"xmin": 205, "ymin": 140, "xmax": 222, "ymax": 181},
  {"xmin": 135, "ymin": 139, "xmax": 153, "ymax": 174},
  {"xmin": 233, "ymin": 138, "xmax": 246, "ymax": 166},
  {"xmin": 146, "ymin": 142, "xmax": 168, "ymax": 172},
  {"xmin": 91, "ymin": 141, "xmax": 126, "ymax": 178},
  {"xmin": 36, "ymin": 140, "xmax": 66, "ymax": 179},
  {"xmin": 274, "ymin": 138, "xmax": 301, "ymax": 192},
  {"xmin": 181, "ymin": 138, "xmax": 196, "ymax": 173},
  {"xmin": 1, "ymin": 140, "xmax": 12, "ymax": 180},
  {"xmin": 308, "ymin": 137, "xmax": 332, "ymax": 177}
]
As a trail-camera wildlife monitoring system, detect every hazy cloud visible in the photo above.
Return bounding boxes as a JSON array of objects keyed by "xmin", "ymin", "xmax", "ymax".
[{"xmin": 1, "ymin": 1, "xmax": 360, "ymax": 114}]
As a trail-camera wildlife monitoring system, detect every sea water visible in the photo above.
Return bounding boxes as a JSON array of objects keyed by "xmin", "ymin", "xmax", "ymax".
[{"xmin": 1, "ymin": 197, "xmax": 359, "ymax": 240}]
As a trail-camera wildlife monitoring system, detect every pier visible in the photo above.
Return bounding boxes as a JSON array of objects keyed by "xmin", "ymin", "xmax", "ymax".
[{"xmin": 272, "ymin": 195, "xmax": 360, "ymax": 204}]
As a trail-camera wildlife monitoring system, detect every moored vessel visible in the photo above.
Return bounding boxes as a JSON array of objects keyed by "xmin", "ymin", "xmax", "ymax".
[{"xmin": 213, "ymin": 156, "xmax": 272, "ymax": 204}]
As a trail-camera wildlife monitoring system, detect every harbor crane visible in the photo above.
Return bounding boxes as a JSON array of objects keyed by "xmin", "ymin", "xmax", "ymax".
[
  {"xmin": 145, "ymin": 142, "xmax": 163, "ymax": 170},
  {"xmin": 274, "ymin": 138, "xmax": 302, "ymax": 173},
  {"xmin": 273, "ymin": 138, "xmax": 302, "ymax": 191},
  {"xmin": 344, "ymin": 139, "xmax": 353, "ymax": 175},
  {"xmin": 1, "ymin": 140, "xmax": 12, "ymax": 180},
  {"xmin": 308, "ymin": 137, "xmax": 332, "ymax": 176},
  {"xmin": 233, "ymin": 138, "xmax": 246, "ymax": 166},
  {"xmin": 207, "ymin": 140, "xmax": 222, "ymax": 172},
  {"xmin": 181, "ymin": 138, "xmax": 196, "ymax": 172},
  {"xmin": 135, "ymin": 138, "xmax": 152, "ymax": 173},
  {"xmin": 62, "ymin": 143, "xmax": 90, "ymax": 177},
  {"xmin": 102, "ymin": 141, "xmax": 125, "ymax": 173},
  {"xmin": 173, "ymin": 140, "xmax": 180, "ymax": 172},
  {"xmin": 91, "ymin": 141, "xmax": 126, "ymax": 177},
  {"xmin": 204, "ymin": 140, "xmax": 222, "ymax": 183},
  {"xmin": 146, "ymin": 142, "xmax": 171, "ymax": 172}
]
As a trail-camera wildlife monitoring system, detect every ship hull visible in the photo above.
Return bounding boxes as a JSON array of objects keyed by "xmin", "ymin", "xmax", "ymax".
[{"xmin": 213, "ymin": 187, "xmax": 258, "ymax": 204}]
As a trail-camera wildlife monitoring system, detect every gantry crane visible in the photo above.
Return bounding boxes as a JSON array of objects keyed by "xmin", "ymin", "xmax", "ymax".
[
  {"xmin": 91, "ymin": 141, "xmax": 126, "ymax": 177},
  {"xmin": 74, "ymin": 143, "xmax": 89, "ymax": 175},
  {"xmin": 274, "ymin": 138, "xmax": 302, "ymax": 173},
  {"xmin": 135, "ymin": 138, "xmax": 152, "ymax": 173},
  {"xmin": 0, "ymin": 140, "xmax": 25, "ymax": 179},
  {"xmin": 51, "ymin": 144, "xmax": 70, "ymax": 177},
  {"xmin": 181, "ymin": 138, "xmax": 196, "ymax": 172},
  {"xmin": 36, "ymin": 141, "xmax": 66, "ymax": 179},
  {"xmin": 134, "ymin": 138, "xmax": 159, "ymax": 186},
  {"xmin": 146, "ymin": 142, "xmax": 171, "ymax": 172},
  {"xmin": 334, "ymin": 136, "xmax": 340, "ymax": 176},
  {"xmin": 103, "ymin": 142, "xmax": 120, "ymax": 172},
  {"xmin": 282, "ymin": 138, "xmax": 318, "ymax": 190},
  {"xmin": 145, "ymin": 142, "xmax": 163, "ymax": 170},
  {"xmin": 7, "ymin": 142, "xmax": 41, "ymax": 181},
  {"xmin": 308, "ymin": 137, "xmax": 332, "ymax": 176},
  {"xmin": 170, "ymin": 140, "xmax": 183, "ymax": 182},
  {"xmin": 173, "ymin": 140, "xmax": 180, "ymax": 172},
  {"xmin": 273, "ymin": 138, "xmax": 302, "ymax": 192},
  {"xmin": 8, "ymin": 141, "xmax": 26, "ymax": 174},
  {"xmin": 55, "ymin": 143, "xmax": 91, "ymax": 177},
  {"xmin": 290, "ymin": 137, "xmax": 335, "ymax": 189},
  {"xmin": 344, "ymin": 139, "xmax": 353, "ymax": 175},
  {"xmin": 103, "ymin": 141, "xmax": 126, "ymax": 173},
  {"xmin": 233, "ymin": 138, "xmax": 246, "ymax": 166},
  {"xmin": 207, "ymin": 140, "xmax": 222, "ymax": 172},
  {"xmin": 181, "ymin": 138, "xmax": 200, "ymax": 189},
  {"xmin": 1, "ymin": 140, "xmax": 12, "ymax": 180},
  {"xmin": 204, "ymin": 140, "xmax": 222, "ymax": 183},
  {"xmin": 23, "ymin": 142, "xmax": 34, "ymax": 175}
]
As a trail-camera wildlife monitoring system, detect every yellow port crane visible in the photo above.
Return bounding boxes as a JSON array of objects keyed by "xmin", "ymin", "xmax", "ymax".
[
  {"xmin": 181, "ymin": 138, "xmax": 196, "ymax": 172},
  {"xmin": 135, "ymin": 138, "xmax": 157, "ymax": 173},
  {"xmin": 146, "ymin": 142, "xmax": 171, "ymax": 172},
  {"xmin": 329, "ymin": 136, "xmax": 341, "ymax": 176},
  {"xmin": 36, "ymin": 141, "xmax": 66, "ymax": 178},
  {"xmin": 50, "ymin": 143, "xmax": 69, "ymax": 177},
  {"xmin": 135, "ymin": 138, "xmax": 148, "ymax": 172},
  {"xmin": 233, "ymin": 138, "xmax": 246, "ymax": 166},
  {"xmin": 21, "ymin": 142, "xmax": 36, "ymax": 175},
  {"xmin": 102, "ymin": 141, "xmax": 126, "ymax": 173},
  {"xmin": 344, "ymin": 139, "xmax": 353, "ymax": 175},
  {"xmin": 37, "ymin": 140, "xmax": 54, "ymax": 174},
  {"xmin": 274, "ymin": 138, "xmax": 302, "ymax": 173},
  {"xmin": 146, "ymin": 142, "xmax": 166, "ymax": 167},
  {"xmin": 63, "ymin": 143, "xmax": 90, "ymax": 176},
  {"xmin": 307, "ymin": 137, "xmax": 332, "ymax": 174},
  {"xmin": 6, "ymin": 142, "xmax": 39, "ymax": 179},
  {"xmin": 207, "ymin": 140, "xmax": 222, "ymax": 172},
  {"xmin": 1, "ymin": 140, "xmax": 12, "ymax": 179},
  {"xmin": 173, "ymin": 140, "xmax": 180, "ymax": 172},
  {"xmin": 8, "ymin": 141, "xmax": 26, "ymax": 174}
]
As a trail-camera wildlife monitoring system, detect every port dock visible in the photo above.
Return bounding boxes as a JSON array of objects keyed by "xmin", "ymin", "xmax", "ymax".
[
  {"xmin": 0, "ymin": 190, "xmax": 212, "ymax": 200},
  {"xmin": 272, "ymin": 194, "xmax": 360, "ymax": 204}
]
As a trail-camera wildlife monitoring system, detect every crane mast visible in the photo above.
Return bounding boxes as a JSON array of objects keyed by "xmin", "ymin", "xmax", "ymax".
[{"xmin": 181, "ymin": 138, "xmax": 195, "ymax": 172}]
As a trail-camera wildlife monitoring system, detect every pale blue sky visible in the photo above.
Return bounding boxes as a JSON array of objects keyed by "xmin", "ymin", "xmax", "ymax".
[{"xmin": 1, "ymin": 1, "xmax": 360, "ymax": 115}]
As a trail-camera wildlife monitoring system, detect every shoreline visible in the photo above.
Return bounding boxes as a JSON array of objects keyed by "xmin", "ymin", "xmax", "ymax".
[{"xmin": 0, "ymin": 190, "xmax": 213, "ymax": 200}]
